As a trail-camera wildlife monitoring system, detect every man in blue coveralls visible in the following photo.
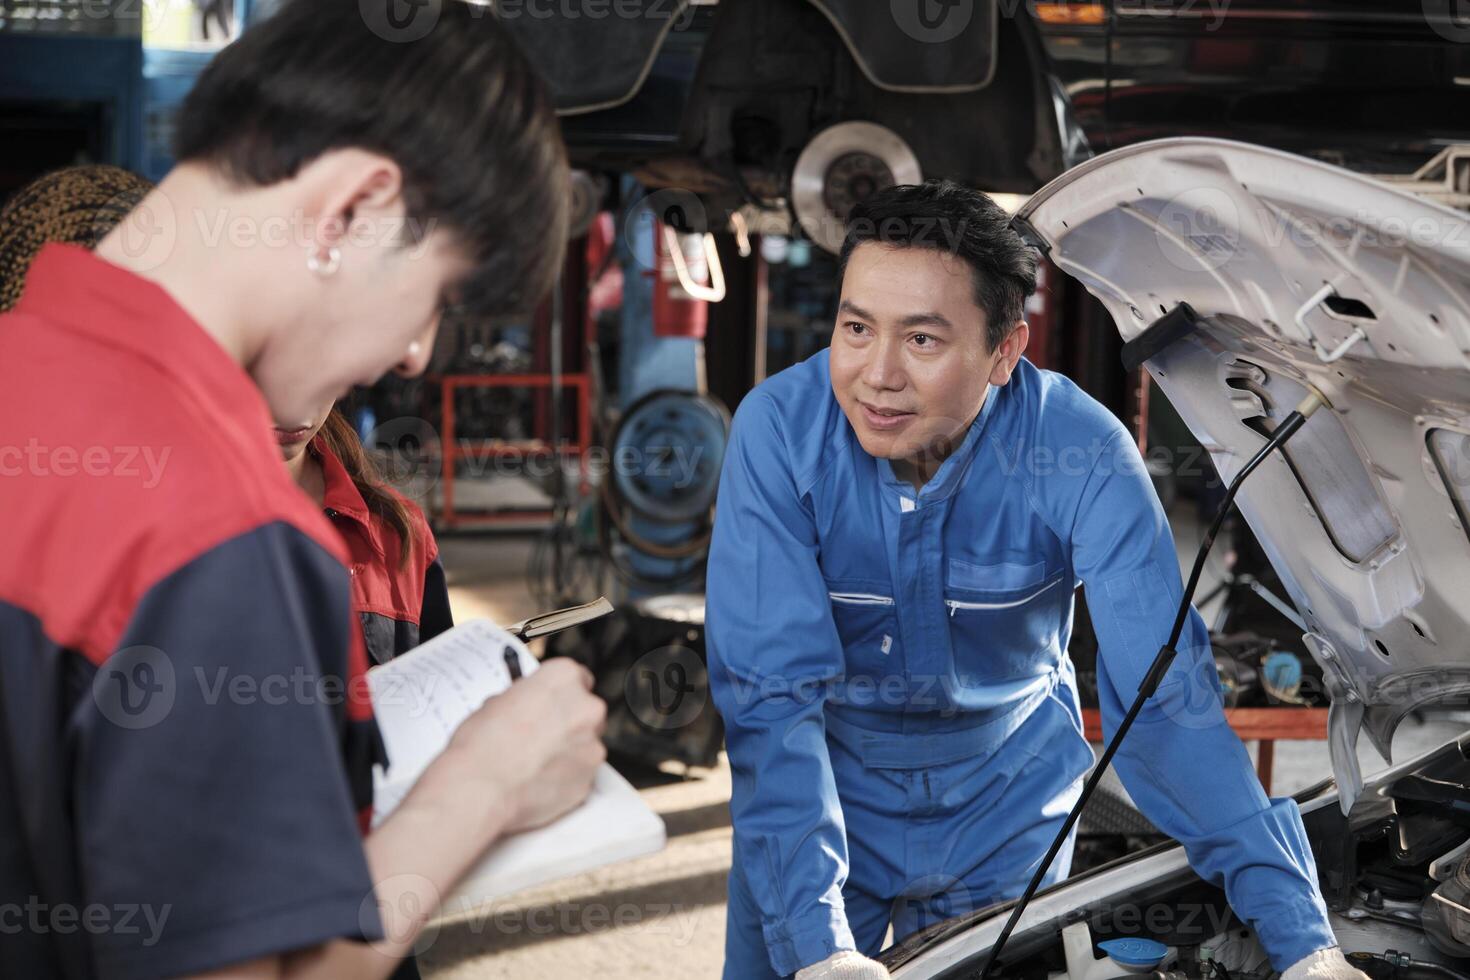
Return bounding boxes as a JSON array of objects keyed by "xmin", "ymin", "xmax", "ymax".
[{"xmin": 707, "ymin": 181, "xmax": 1365, "ymax": 980}]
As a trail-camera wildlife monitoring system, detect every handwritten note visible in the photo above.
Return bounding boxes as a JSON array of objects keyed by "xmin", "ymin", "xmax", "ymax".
[{"xmin": 365, "ymin": 619, "xmax": 666, "ymax": 910}]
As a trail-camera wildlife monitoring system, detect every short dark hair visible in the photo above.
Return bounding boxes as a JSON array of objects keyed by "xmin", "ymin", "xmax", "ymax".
[
  {"xmin": 837, "ymin": 179, "xmax": 1037, "ymax": 351},
  {"xmin": 175, "ymin": 0, "xmax": 568, "ymax": 318}
]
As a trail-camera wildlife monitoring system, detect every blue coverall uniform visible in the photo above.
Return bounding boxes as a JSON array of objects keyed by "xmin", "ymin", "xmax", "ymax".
[{"xmin": 706, "ymin": 351, "xmax": 1336, "ymax": 979}]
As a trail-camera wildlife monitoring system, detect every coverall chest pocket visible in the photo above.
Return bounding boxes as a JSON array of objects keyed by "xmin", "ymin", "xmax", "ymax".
[
  {"xmin": 944, "ymin": 559, "xmax": 1068, "ymax": 684},
  {"xmin": 825, "ymin": 580, "xmax": 898, "ymax": 674}
]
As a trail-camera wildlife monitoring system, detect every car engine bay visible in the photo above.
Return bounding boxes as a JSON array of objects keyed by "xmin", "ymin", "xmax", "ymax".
[{"xmin": 884, "ymin": 734, "xmax": 1470, "ymax": 980}]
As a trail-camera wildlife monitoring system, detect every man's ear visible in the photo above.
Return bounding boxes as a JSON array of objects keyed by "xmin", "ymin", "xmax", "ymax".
[{"xmin": 988, "ymin": 319, "xmax": 1030, "ymax": 386}]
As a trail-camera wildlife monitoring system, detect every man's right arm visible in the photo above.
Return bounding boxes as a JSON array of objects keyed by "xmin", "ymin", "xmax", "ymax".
[{"xmin": 706, "ymin": 391, "xmax": 858, "ymax": 978}]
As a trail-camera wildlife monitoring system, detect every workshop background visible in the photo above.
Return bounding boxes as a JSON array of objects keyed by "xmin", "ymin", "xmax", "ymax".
[{"xmin": 5, "ymin": 1, "xmax": 1470, "ymax": 977}]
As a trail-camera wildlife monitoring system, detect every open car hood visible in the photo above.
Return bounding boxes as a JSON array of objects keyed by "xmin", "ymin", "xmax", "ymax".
[{"xmin": 1018, "ymin": 138, "xmax": 1470, "ymax": 812}]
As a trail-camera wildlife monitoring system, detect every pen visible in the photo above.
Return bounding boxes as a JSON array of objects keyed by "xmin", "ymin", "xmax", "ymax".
[{"xmin": 503, "ymin": 643, "xmax": 523, "ymax": 681}]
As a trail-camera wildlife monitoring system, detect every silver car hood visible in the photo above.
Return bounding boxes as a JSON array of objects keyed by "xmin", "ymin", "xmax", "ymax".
[{"xmin": 1018, "ymin": 138, "xmax": 1470, "ymax": 812}]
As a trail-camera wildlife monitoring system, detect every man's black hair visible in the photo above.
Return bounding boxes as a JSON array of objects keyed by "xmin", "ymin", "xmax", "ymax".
[
  {"xmin": 837, "ymin": 179, "xmax": 1037, "ymax": 351},
  {"xmin": 175, "ymin": 0, "xmax": 568, "ymax": 318}
]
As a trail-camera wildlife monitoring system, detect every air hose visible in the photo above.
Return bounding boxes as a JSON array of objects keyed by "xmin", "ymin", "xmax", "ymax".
[{"xmin": 1346, "ymin": 951, "xmax": 1470, "ymax": 980}]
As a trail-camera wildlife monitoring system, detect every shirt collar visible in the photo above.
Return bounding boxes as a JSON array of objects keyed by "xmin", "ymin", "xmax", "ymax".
[
  {"xmin": 313, "ymin": 436, "xmax": 374, "ymax": 526},
  {"xmin": 878, "ymin": 380, "xmax": 1001, "ymax": 505}
]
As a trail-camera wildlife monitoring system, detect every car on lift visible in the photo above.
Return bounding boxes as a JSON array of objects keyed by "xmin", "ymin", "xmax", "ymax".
[
  {"xmin": 864, "ymin": 137, "xmax": 1470, "ymax": 979},
  {"xmin": 507, "ymin": 0, "xmax": 1470, "ymax": 249}
]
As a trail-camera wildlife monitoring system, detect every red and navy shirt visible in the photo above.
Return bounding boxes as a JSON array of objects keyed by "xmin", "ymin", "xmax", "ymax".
[
  {"xmin": 0, "ymin": 245, "xmax": 386, "ymax": 979},
  {"xmin": 314, "ymin": 438, "xmax": 453, "ymax": 666}
]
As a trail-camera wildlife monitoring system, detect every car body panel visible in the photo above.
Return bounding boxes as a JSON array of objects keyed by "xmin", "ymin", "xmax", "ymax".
[
  {"xmin": 803, "ymin": 0, "xmax": 1000, "ymax": 93},
  {"xmin": 1014, "ymin": 138, "xmax": 1470, "ymax": 807},
  {"xmin": 504, "ymin": 0, "xmax": 1002, "ymax": 118},
  {"xmin": 499, "ymin": 0, "xmax": 701, "ymax": 116}
]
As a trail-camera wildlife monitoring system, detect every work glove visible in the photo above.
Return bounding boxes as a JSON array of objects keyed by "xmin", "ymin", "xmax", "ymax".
[
  {"xmin": 1281, "ymin": 947, "xmax": 1371, "ymax": 980},
  {"xmin": 794, "ymin": 950, "xmax": 890, "ymax": 979}
]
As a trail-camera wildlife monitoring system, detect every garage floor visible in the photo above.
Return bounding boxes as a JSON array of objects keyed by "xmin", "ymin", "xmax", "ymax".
[
  {"xmin": 416, "ymin": 528, "xmax": 1467, "ymax": 979},
  {"xmin": 421, "ymin": 533, "xmax": 733, "ymax": 979}
]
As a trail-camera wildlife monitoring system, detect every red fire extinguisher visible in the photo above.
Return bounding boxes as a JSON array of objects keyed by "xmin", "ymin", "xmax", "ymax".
[{"xmin": 651, "ymin": 225, "xmax": 725, "ymax": 339}]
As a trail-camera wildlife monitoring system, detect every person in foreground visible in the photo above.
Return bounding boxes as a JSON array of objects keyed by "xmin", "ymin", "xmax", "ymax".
[
  {"xmin": 0, "ymin": 166, "xmax": 452, "ymax": 671},
  {"xmin": 707, "ymin": 180, "xmax": 1365, "ymax": 980},
  {"xmin": 0, "ymin": 3, "xmax": 604, "ymax": 978}
]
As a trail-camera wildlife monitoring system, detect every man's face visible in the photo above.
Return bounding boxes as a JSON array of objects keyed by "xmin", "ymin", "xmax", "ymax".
[{"xmin": 829, "ymin": 242, "xmax": 1027, "ymax": 471}]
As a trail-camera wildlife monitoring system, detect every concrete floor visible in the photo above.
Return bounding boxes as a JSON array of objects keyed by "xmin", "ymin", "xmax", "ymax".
[{"xmin": 417, "ymin": 523, "xmax": 1468, "ymax": 980}]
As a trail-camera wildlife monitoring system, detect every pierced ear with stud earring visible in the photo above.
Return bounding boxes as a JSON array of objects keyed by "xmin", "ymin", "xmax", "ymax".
[{"xmin": 307, "ymin": 246, "xmax": 342, "ymax": 278}]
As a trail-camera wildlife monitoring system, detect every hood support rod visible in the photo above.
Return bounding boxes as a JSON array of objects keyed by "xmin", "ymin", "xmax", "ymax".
[{"xmin": 1295, "ymin": 283, "xmax": 1370, "ymax": 363}]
